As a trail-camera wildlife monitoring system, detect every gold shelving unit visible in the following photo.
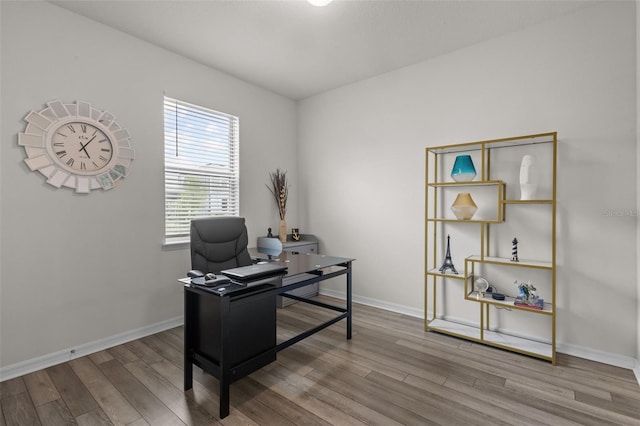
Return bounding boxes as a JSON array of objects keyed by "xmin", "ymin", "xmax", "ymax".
[{"xmin": 424, "ymin": 132, "xmax": 557, "ymax": 364}]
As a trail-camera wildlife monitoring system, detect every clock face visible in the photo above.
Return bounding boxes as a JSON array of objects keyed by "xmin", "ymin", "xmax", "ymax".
[
  {"xmin": 50, "ymin": 122, "xmax": 114, "ymax": 174},
  {"xmin": 18, "ymin": 100, "xmax": 135, "ymax": 193}
]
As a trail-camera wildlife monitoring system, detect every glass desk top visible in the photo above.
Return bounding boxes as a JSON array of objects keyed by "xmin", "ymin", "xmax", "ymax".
[
  {"xmin": 248, "ymin": 247, "xmax": 354, "ymax": 278},
  {"xmin": 181, "ymin": 248, "xmax": 354, "ymax": 296}
]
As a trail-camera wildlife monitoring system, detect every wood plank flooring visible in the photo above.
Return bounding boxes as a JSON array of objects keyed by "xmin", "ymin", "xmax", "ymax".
[{"xmin": 2, "ymin": 296, "xmax": 639, "ymax": 425}]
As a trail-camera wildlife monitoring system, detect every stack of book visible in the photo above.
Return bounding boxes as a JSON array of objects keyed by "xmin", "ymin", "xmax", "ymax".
[{"xmin": 514, "ymin": 296, "xmax": 544, "ymax": 310}]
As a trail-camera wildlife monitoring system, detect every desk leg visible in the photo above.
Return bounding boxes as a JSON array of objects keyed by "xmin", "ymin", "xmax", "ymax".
[
  {"xmin": 184, "ymin": 357, "xmax": 193, "ymax": 391},
  {"xmin": 184, "ymin": 289, "xmax": 194, "ymax": 391},
  {"xmin": 347, "ymin": 263, "xmax": 352, "ymax": 340},
  {"xmin": 219, "ymin": 371, "xmax": 230, "ymax": 418},
  {"xmin": 219, "ymin": 296, "xmax": 231, "ymax": 419}
]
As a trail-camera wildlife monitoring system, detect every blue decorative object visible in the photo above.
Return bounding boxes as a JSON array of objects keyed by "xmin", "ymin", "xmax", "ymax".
[{"xmin": 451, "ymin": 155, "xmax": 477, "ymax": 182}]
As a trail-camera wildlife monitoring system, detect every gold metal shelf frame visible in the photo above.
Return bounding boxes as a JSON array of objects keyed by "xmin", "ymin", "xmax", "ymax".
[{"xmin": 424, "ymin": 132, "xmax": 557, "ymax": 363}]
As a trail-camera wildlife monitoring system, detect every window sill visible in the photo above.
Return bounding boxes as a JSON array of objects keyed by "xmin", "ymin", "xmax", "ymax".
[{"xmin": 162, "ymin": 237, "xmax": 190, "ymax": 251}]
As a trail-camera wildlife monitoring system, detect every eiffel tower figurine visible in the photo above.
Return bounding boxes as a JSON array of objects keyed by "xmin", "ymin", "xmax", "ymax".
[{"xmin": 439, "ymin": 234, "xmax": 458, "ymax": 274}]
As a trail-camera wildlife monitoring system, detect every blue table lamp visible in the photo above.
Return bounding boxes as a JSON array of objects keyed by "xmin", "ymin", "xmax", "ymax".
[{"xmin": 451, "ymin": 155, "xmax": 477, "ymax": 182}]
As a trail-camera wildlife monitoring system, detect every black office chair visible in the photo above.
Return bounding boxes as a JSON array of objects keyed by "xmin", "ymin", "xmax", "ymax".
[{"xmin": 190, "ymin": 216, "xmax": 252, "ymax": 274}]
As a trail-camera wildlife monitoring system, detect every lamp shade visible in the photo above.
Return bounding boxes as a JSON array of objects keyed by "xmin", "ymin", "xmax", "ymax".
[
  {"xmin": 451, "ymin": 155, "xmax": 477, "ymax": 182},
  {"xmin": 451, "ymin": 192, "xmax": 478, "ymax": 220}
]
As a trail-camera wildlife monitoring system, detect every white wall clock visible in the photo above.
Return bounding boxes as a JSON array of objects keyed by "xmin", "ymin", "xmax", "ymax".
[{"xmin": 18, "ymin": 100, "xmax": 134, "ymax": 193}]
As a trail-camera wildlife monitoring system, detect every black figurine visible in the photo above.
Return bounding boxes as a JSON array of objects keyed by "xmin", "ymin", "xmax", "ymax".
[
  {"xmin": 439, "ymin": 234, "xmax": 458, "ymax": 274},
  {"xmin": 511, "ymin": 237, "xmax": 519, "ymax": 262},
  {"xmin": 267, "ymin": 227, "xmax": 274, "ymax": 238}
]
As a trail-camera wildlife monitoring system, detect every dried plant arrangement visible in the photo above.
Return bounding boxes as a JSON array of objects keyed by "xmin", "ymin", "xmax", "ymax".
[{"xmin": 266, "ymin": 168, "xmax": 288, "ymax": 220}]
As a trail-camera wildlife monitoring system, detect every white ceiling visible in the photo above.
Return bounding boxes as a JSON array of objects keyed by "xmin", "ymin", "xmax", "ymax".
[{"xmin": 51, "ymin": 0, "xmax": 595, "ymax": 100}]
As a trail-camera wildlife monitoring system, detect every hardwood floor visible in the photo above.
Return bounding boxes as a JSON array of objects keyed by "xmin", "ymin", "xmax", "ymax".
[{"xmin": 2, "ymin": 296, "xmax": 639, "ymax": 425}]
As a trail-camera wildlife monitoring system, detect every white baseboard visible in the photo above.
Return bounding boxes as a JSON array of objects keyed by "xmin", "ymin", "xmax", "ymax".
[
  {"xmin": 320, "ymin": 289, "xmax": 640, "ymax": 386},
  {"xmin": 557, "ymin": 342, "xmax": 639, "ymax": 371},
  {"xmin": 320, "ymin": 288, "xmax": 424, "ymax": 319},
  {"xmin": 0, "ymin": 316, "xmax": 184, "ymax": 382}
]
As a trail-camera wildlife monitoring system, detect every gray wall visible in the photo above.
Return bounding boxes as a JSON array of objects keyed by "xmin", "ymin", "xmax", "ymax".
[
  {"xmin": 0, "ymin": 1, "xmax": 298, "ymax": 369},
  {"xmin": 298, "ymin": 2, "xmax": 638, "ymax": 366}
]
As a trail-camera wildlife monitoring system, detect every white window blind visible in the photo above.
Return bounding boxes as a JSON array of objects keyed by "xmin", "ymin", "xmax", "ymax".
[{"xmin": 164, "ymin": 97, "xmax": 239, "ymax": 238}]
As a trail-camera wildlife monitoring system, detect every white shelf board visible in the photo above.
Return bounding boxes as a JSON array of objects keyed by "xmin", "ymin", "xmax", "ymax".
[
  {"xmin": 426, "ymin": 269, "xmax": 466, "ymax": 280},
  {"xmin": 429, "ymin": 318, "xmax": 481, "ymax": 339},
  {"xmin": 466, "ymin": 255, "xmax": 552, "ymax": 270},
  {"xmin": 465, "ymin": 291, "xmax": 553, "ymax": 315},
  {"xmin": 503, "ymin": 199, "xmax": 553, "ymax": 204},
  {"xmin": 427, "ymin": 180, "xmax": 504, "ymax": 188},
  {"xmin": 427, "ymin": 318, "xmax": 553, "ymax": 360}
]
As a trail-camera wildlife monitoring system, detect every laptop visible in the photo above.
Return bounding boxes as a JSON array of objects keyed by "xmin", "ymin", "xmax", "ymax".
[{"xmin": 220, "ymin": 262, "xmax": 287, "ymax": 281}]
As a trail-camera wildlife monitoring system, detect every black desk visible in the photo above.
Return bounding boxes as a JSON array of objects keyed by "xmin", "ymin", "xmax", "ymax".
[{"xmin": 182, "ymin": 250, "xmax": 354, "ymax": 418}]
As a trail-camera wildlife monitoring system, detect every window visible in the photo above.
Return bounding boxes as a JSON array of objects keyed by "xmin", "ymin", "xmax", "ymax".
[{"xmin": 164, "ymin": 97, "xmax": 239, "ymax": 241}]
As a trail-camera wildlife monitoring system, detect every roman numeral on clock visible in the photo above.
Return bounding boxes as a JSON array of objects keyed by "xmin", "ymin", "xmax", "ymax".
[{"xmin": 56, "ymin": 150, "xmax": 67, "ymax": 158}]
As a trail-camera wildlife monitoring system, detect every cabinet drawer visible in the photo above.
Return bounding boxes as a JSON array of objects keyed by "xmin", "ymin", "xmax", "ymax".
[{"xmin": 283, "ymin": 243, "xmax": 317, "ymax": 254}]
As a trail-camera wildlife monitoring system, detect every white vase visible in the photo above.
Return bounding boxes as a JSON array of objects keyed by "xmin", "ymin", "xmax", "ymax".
[{"xmin": 519, "ymin": 155, "xmax": 538, "ymax": 200}]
